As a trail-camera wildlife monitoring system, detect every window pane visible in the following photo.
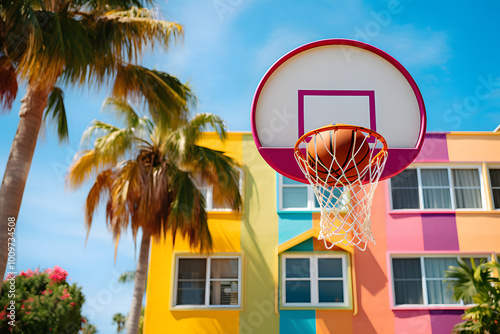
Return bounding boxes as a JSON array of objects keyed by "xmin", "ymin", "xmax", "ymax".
[
  {"xmin": 283, "ymin": 187, "xmax": 308, "ymax": 208},
  {"xmin": 490, "ymin": 169, "xmax": 500, "ymax": 187},
  {"xmin": 394, "ymin": 280, "xmax": 423, "ymax": 305},
  {"xmin": 423, "ymin": 189, "xmax": 451, "ymax": 209},
  {"xmin": 211, "ymin": 259, "xmax": 238, "ymax": 279},
  {"xmin": 393, "ymin": 258, "xmax": 421, "ymax": 279},
  {"xmin": 453, "ymin": 169, "xmax": 480, "ymax": 187},
  {"xmin": 426, "ymin": 280, "xmax": 457, "ymax": 304},
  {"xmin": 489, "ymin": 169, "xmax": 500, "ymax": 209},
  {"xmin": 285, "ymin": 281, "xmax": 311, "ymax": 303},
  {"xmin": 391, "ymin": 170, "xmax": 419, "ymax": 209},
  {"xmin": 177, "ymin": 281, "xmax": 205, "ymax": 305},
  {"xmin": 421, "ymin": 169, "xmax": 449, "ymax": 186},
  {"xmin": 391, "ymin": 169, "xmax": 418, "ymax": 187},
  {"xmin": 178, "ymin": 259, "xmax": 206, "ymax": 279},
  {"xmin": 424, "ymin": 258, "xmax": 458, "ymax": 278},
  {"xmin": 455, "ymin": 188, "xmax": 482, "ymax": 208},
  {"xmin": 318, "ymin": 258, "xmax": 342, "ymax": 278},
  {"xmin": 462, "ymin": 257, "xmax": 488, "ymax": 269},
  {"xmin": 392, "ymin": 188, "xmax": 420, "ymax": 209},
  {"xmin": 210, "ymin": 281, "xmax": 238, "ymax": 305},
  {"xmin": 493, "ymin": 189, "xmax": 500, "ymax": 209},
  {"xmin": 286, "ymin": 258, "xmax": 310, "ymax": 278},
  {"xmin": 318, "ymin": 280, "xmax": 344, "ymax": 303},
  {"xmin": 393, "ymin": 258, "xmax": 423, "ymax": 305}
]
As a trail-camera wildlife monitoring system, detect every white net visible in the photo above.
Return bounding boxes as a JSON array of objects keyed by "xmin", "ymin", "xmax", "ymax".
[{"xmin": 294, "ymin": 125, "xmax": 388, "ymax": 251}]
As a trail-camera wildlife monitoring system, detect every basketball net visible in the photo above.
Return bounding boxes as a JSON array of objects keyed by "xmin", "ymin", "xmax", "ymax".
[{"xmin": 294, "ymin": 125, "xmax": 388, "ymax": 251}]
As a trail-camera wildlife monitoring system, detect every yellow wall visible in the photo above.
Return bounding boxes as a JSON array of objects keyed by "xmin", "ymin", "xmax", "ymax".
[
  {"xmin": 239, "ymin": 134, "xmax": 280, "ymax": 333},
  {"xmin": 144, "ymin": 133, "xmax": 244, "ymax": 334}
]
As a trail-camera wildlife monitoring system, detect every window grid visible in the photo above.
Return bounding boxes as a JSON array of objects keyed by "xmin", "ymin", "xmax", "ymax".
[
  {"xmin": 174, "ymin": 256, "xmax": 241, "ymax": 309},
  {"xmin": 391, "ymin": 166, "xmax": 484, "ymax": 210},
  {"xmin": 392, "ymin": 255, "xmax": 488, "ymax": 307},
  {"xmin": 282, "ymin": 254, "xmax": 348, "ymax": 308}
]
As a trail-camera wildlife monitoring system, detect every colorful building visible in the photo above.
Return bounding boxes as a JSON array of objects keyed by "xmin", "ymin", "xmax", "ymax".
[{"xmin": 144, "ymin": 130, "xmax": 500, "ymax": 333}]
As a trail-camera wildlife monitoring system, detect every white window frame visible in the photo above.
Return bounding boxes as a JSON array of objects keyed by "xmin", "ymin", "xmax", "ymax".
[
  {"xmin": 281, "ymin": 253, "xmax": 349, "ymax": 308},
  {"xmin": 279, "ymin": 175, "xmax": 318, "ymax": 211},
  {"xmin": 488, "ymin": 167, "xmax": 500, "ymax": 210},
  {"xmin": 173, "ymin": 255, "xmax": 242, "ymax": 309},
  {"xmin": 389, "ymin": 166, "xmax": 486, "ymax": 211},
  {"xmin": 390, "ymin": 254, "xmax": 490, "ymax": 307},
  {"xmin": 197, "ymin": 168, "xmax": 243, "ymax": 212}
]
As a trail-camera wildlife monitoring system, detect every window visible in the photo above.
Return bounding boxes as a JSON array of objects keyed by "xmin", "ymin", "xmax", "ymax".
[
  {"xmin": 390, "ymin": 167, "xmax": 484, "ymax": 210},
  {"xmin": 174, "ymin": 256, "xmax": 241, "ymax": 308},
  {"xmin": 280, "ymin": 176, "xmax": 318, "ymax": 210},
  {"xmin": 391, "ymin": 256, "xmax": 487, "ymax": 306},
  {"xmin": 279, "ymin": 175, "xmax": 348, "ymax": 211},
  {"xmin": 489, "ymin": 169, "xmax": 500, "ymax": 209},
  {"xmin": 195, "ymin": 169, "xmax": 243, "ymax": 212},
  {"xmin": 282, "ymin": 254, "xmax": 349, "ymax": 307}
]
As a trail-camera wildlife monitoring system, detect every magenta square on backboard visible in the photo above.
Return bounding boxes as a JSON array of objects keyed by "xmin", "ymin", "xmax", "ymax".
[{"xmin": 297, "ymin": 90, "xmax": 376, "ymax": 139}]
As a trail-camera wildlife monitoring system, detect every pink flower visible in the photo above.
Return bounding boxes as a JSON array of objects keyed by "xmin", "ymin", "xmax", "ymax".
[
  {"xmin": 4, "ymin": 273, "xmax": 15, "ymax": 281},
  {"xmin": 62, "ymin": 289, "xmax": 68, "ymax": 294},
  {"xmin": 34, "ymin": 268, "xmax": 40, "ymax": 275},
  {"xmin": 25, "ymin": 268, "xmax": 34, "ymax": 278},
  {"xmin": 48, "ymin": 265, "xmax": 68, "ymax": 283},
  {"xmin": 60, "ymin": 293, "xmax": 71, "ymax": 300},
  {"xmin": 19, "ymin": 271, "xmax": 27, "ymax": 277},
  {"xmin": 70, "ymin": 302, "xmax": 76, "ymax": 307}
]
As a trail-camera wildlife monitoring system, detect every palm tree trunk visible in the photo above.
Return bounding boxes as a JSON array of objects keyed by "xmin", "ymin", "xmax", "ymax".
[
  {"xmin": 0, "ymin": 83, "xmax": 53, "ymax": 283},
  {"xmin": 127, "ymin": 230, "xmax": 151, "ymax": 334}
]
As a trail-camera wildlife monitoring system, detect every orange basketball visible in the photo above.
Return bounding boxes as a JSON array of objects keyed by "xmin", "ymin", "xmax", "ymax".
[{"xmin": 306, "ymin": 129, "xmax": 370, "ymax": 185}]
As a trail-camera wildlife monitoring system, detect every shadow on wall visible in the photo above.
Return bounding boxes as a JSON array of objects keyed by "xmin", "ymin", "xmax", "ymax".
[{"xmin": 353, "ymin": 245, "xmax": 387, "ymax": 334}]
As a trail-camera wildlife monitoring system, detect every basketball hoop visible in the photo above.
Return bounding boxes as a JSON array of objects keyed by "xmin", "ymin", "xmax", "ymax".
[{"xmin": 294, "ymin": 124, "xmax": 389, "ymax": 250}]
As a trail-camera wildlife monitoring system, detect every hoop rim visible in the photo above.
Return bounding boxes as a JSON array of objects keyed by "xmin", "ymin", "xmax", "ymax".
[{"xmin": 293, "ymin": 124, "xmax": 389, "ymax": 163}]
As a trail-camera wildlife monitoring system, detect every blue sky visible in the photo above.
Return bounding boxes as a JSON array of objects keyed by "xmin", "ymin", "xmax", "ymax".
[{"xmin": 1, "ymin": 0, "xmax": 500, "ymax": 332}]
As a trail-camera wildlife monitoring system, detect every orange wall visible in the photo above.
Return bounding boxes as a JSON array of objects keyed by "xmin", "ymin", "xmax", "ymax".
[{"xmin": 447, "ymin": 133, "xmax": 500, "ymax": 162}]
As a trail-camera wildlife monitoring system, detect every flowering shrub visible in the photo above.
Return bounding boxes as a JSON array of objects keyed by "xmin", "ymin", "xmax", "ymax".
[{"xmin": 0, "ymin": 266, "xmax": 86, "ymax": 333}]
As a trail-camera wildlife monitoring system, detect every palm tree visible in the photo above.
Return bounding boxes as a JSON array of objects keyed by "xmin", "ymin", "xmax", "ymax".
[
  {"xmin": 445, "ymin": 258, "xmax": 500, "ymax": 334},
  {"xmin": 67, "ymin": 99, "xmax": 243, "ymax": 334},
  {"xmin": 113, "ymin": 313, "xmax": 127, "ymax": 333},
  {"xmin": 0, "ymin": 0, "xmax": 192, "ymax": 280}
]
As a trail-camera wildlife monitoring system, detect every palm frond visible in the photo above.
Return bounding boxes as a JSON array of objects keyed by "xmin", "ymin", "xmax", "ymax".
[
  {"xmin": 168, "ymin": 167, "xmax": 211, "ymax": 252},
  {"xmin": 112, "ymin": 64, "xmax": 196, "ymax": 130},
  {"xmin": 79, "ymin": 119, "xmax": 138, "ymax": 166},
  {"xmin": 0, "ymin": 55, "xmax": 18, "ymax": 110},
  {"xmin": 69, "ymin": 0, "xmax": 153, "ymax": 13},
  {"xmin": 102, "ymin": 97, "xmax": 153, "ymax": 136},
  {"xmin": 84, "ymin": 169, "xmax": 114, "ymax": 240},
  {"xmin": 188, "ymin": 146, "xmax": 243, "ymax": 212},
  {"xmin": 95, "ymin": 8, "xmax": 182, "ymax": 63},
  {"xmin": 173, "ymin": 113, "xmax": 227, "ymax": 150},
  {"xmin": 445, "ymin": 258, "xmax": 478, "ymax": 302},
  {"xmin": 44, "ymin": 86, "xmax": 69, "ymax": 142}
]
